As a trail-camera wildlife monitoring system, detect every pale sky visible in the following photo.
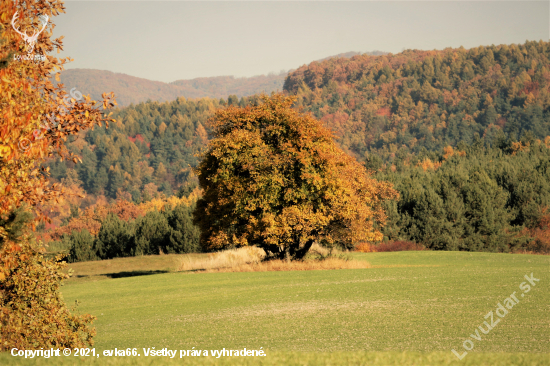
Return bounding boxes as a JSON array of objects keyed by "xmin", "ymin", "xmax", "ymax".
[{"xmin": 52, "ymin": 1, "xmax": 549, "ymax": 83}]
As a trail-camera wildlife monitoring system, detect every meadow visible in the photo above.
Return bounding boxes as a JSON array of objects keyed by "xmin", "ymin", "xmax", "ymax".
[{"xmin": 2, "ymin": 251, "xmax": 549, "ymax": 365}]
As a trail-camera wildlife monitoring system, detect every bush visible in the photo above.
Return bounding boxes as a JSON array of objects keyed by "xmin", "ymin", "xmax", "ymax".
[
  {"xmin": 131, "ymin": 210, "xmax": 171, "ymax": 255},
  {"xmin": 1, "ymin": 242, "xmax": 95, "ymax": 350},
  {"xmin": 94, "ymin": 213, "xmax": 133, "ymax": 259},
  {"xmin": 1, "ymin": 233, "xmax": 95, "ymax": 350},
  {"xmin": 165, "ymin": 204, "xmax": 200, "ymax": 253},
  {"xmin": 128, "ymin": 205, "xmax": 201, "ymax": 256},
  {"xmin": 522, "ymin": 238, "xmax": 550, "ymax": 254},
  {"xmin": 375, "ymin": 241, "xmax": 426, "ymax": 252},
  {"xmin": 518, "ymin": 211, "xmax": 550, "ymax": 254},
  {"xmin": 67, "ymin": 229, "xmax": 98, "ymax": 263},
  {"xmin": 355, "ymin": 242, "xmax": 376, "ymax": 253},
  {"xmin": 58, "ymin": 204, "xmax": 202, "ymax": 261}
]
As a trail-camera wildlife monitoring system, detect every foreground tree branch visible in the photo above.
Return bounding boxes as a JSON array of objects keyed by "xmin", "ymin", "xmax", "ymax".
[{"xmin": 0, "ymin": 0, "xmax": 116, "ymax": 350}]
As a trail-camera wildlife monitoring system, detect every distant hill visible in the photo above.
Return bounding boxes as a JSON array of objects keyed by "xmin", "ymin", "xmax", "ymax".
[
  {"xmin": 169, "ymin": 74, "xmax": 286, "ymax": 100},
  {"xmin": 55, "ymin": 69, "xmax": 192, "ymax": 107},
  {"xmin": 315, "ymin": 50, "xmax": 387, "ymax": 62},
  {"xmin": 54, "ymin": 51, "xmax": 387, "ymax": 107},
  {"xmin": 54, "ymin": 69, "xmax": 286, "ymax": 107}
]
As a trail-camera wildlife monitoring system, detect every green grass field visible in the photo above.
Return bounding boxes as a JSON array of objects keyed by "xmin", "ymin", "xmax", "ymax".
[{"xmin": 2, "ymin": 251, "xmax": 549, "ymax": 365}]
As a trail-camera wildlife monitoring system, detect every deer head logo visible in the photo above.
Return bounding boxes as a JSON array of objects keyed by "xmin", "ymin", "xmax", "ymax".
[{"xmin": 11, "ymin": 11, "xmax": 49, "ymax": 55}]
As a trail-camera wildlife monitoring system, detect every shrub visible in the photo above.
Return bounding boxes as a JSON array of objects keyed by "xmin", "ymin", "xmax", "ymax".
[
  {"xmin": 522, "ymin": 238, "xmax": 550, "ymax": 254},
  {"xmin": 165, "ymin": 204, "xmax": 200, "ymax": 253},
  {"xmin": 375, "ymin": 240, "xmax": 426, "ymax": 252},
  {"xmin": 94, "ymin": 213, "xmax": 133, "ymax": 259},
  {"xmin": 519, "ymin": 211, "xmax": 550, "ymax": 254},
  {"xmin": 131, "ymin": 210, "xmax": 171, "ymax": 255},
  {"xmin": 67, "ymin": 229, "xmax": 98, "ymax": 263},
  {"xmin": 1, "ymin": 241, "xmax": 95, "ymax": 350},
  {"xmin": 55, "ymin": 203, "xmax": 202, "ymax": 261},
  {"xmin": 355, "ymin": 242, "xmax": 376, "ymax": 253}
]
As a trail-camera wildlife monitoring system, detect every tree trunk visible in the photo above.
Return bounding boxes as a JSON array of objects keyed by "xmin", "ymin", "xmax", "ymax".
[
  {"xmin": 262, "ymin": 243, "xmax": 286, "ymax": 260},
  {"xmin": 293, "ymin": 239, "xmax": 314, "ymax": 260}
]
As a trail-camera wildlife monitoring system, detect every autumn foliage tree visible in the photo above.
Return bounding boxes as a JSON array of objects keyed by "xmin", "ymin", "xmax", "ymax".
[
  {"xmin": 193, "ymin": 94, "xmax": 398, "ymax": 259},
  {"xmin": 0, "ymin": 0, "xmax": 115, "ymax": 350}
]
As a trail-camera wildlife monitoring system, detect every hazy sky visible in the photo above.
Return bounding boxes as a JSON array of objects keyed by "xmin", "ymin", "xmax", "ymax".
[{"xmin": 52, "ymin": 1, "xmax": 549, "ymax": 83}]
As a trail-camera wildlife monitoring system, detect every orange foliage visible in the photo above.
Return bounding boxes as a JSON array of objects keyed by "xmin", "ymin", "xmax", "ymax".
[
  {"xmin": 355, "ymin": 242, "xmax": 376, "ymax": 253},
  {"xmin": 510, "ymin": 141, "xmax": 530, "ymax": 155},
  {"xmin": 38, "ymin": 178, "xmax": 88, "ymax": 230},
  {"xmin": 0, "ymin": 0, "xmax": 115, "ymax": 351},
  {"xmin": 520, "ymin": 209, "xmax": 550, "ymax": 254},
  {"xmin": 418, "ymin": 158, "xmax": 442, "ymax": 171},
  {"xmin": 0, "ymin": 241, "xmax": 96, "ymax": 350},
  {"xmin": 442, "ymin": 145, "xmax": 466, "ymax": 160},
  {"xmin": 285, "ymin": 41, "xmax": 550, "ymax": 163},
  {"xmin": 45, "ymin": 190, "xmax": 202, "ymax": 242},
  {"xmin": 138, "ymin": 189, "xmax": 200, "ymax": 213},
  {"xmin": 47, "ymin": 199, "xmax": 144, "ymax": 241},
  {"xmin": 443, "ymin": 145, "xmax": 454, "ymax": 160},
  {"xmin": 0, "ymin": 0, "xmax": 116, "ymax": 233},
  {"xmin": 195, "ymin": 94, "xmax": 398, "ymax": 259},
  {"xmin": 376, "ymin": 106, "xmax": 391, "ymax": 117}
]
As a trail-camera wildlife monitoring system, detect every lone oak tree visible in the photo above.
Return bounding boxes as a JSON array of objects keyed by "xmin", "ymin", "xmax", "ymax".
[
  {"xmin": 1, "ymin": 0, "xmax": 116, "ymax": 350},
  {"xmin": 193, "ymin": 94, "xmax": 398, "ymax": 260}
]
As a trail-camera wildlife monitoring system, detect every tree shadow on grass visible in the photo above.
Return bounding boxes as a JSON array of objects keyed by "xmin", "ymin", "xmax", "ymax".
[{"xmin": 76, "ymin": 270, "xmax": 170, "ymax": 279}]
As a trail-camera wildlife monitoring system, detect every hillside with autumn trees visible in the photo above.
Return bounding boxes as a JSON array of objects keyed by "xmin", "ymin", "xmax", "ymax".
[
  {"xmin": 285, "ymin": 40, "xmax": 550, "ymax": 162},
  {"xmin": 40, "ymin": 40, "xmax": 550, "ymax": 258}
]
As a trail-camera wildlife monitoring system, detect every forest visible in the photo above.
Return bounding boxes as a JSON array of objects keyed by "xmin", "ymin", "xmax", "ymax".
[
  {"xmin": 285, "ymin": 41, "xmax": 550, "ymax": 160},
  {"xmin": 42, "ymin": 40, "xmax": 550, "ymax": 259}
]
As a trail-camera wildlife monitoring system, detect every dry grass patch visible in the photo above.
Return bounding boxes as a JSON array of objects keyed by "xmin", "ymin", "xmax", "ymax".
[
  {"xmin": 202, "ymin": 257, "xmax": 370, "ymax": 273},
  {"xmin": 177, "ymin": 245, "xmax": 370, "ymax": 273},
  {"xmin": 177, "ymin": 246, "xmax": 265, "ymax": 272}
]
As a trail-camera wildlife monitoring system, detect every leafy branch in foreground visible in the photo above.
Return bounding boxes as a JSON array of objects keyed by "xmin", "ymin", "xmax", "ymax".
[{"xmin": 0, "ymin": 0, "xmax": 116, "ymax": 350}]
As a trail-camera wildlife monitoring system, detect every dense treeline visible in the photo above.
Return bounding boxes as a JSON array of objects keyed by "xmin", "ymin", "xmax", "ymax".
[
  {"xmin": 378, "ymin": 137, "xmax": 550, "ymax": 253},
  {"xmin": 53, "ymin": 134, "xmax": 550, "ymax": 257},
  {"xmin": 285, "ymin": 41, "xmax": 550, "ymax": 163},
  {"xmin": 59, "ymin": 201, "xmax": 199, "ymax": 263}
]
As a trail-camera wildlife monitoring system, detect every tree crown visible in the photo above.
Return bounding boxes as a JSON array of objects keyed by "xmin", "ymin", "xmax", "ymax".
[{"xmin": 194, "ymin": 94, "xmax": 398, "ymax": 259}]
